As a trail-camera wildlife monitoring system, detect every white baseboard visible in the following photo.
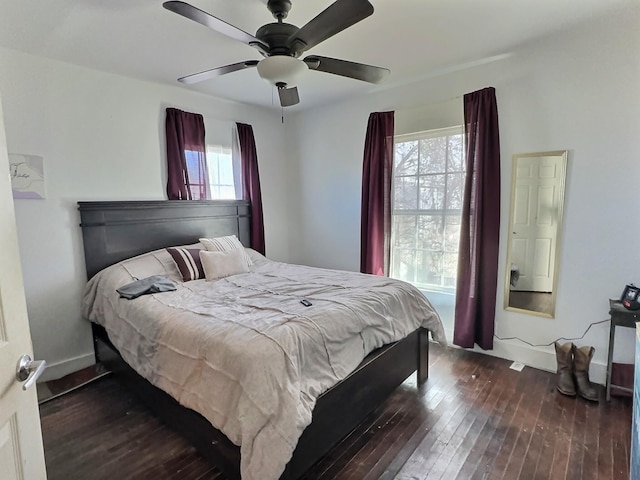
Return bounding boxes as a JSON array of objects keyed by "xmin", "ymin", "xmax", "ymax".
[
  {"xmin": 441, "ymin": 331, "xmax": 607, "ymax": 385},
  {"xmin": 38, "ymin": 352, "xmax": 95, "ymax": 383}
]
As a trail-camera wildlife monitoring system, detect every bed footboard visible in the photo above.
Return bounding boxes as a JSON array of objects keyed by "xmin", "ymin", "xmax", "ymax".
[
  {"xmin": 418, "ymin": 327, "xmax": 429, "ymax": 385},
  {"xmin": 92, "ymin": 323, "xmax": 430, "ymax": 480}
]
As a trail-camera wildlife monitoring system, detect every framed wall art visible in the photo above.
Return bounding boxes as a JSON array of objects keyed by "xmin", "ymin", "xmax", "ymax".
[{"xmin": 9, "ymin": 153, "xmax": 45, "ymax": 199}]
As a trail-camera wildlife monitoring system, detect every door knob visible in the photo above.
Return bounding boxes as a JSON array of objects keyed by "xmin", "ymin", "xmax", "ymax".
[{"xmin": 16, "ymin": 354, "xmax": 47, "ymax": 391}]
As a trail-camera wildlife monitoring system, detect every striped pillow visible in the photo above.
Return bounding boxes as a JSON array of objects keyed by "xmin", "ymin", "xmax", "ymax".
[
  {"xmin": 166, "ymin": 247, "xmax": 205, "ymax": 282},
  {"xmin": 199, "ymin": 235, "xmax": 253, "ymax": 266}
]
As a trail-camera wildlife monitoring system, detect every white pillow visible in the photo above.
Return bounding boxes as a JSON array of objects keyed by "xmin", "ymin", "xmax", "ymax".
[
  {"xmin": 199, "ymin": 235, "xmax": 253, "ymax": 266},
  {"xmin": 200, "ymin": 249, "xmax": 249, "ymax": 281}
]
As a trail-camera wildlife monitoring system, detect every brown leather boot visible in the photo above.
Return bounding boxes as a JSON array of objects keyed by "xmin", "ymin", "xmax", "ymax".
[
  {"xmin": 554, "ymin": 342, "xmax": 576, "ymax": 396},
  {"xmin": 572, "ymin": 344, "xmax": 599, "ymax": 402}
]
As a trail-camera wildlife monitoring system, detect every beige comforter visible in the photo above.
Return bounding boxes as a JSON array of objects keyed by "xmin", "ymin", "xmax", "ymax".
[{"xmin": 82, "ymin": 248, "xmax": 446, "ymax": 480}]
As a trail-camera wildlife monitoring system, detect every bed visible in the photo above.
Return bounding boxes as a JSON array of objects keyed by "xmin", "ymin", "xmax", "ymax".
[{"xmin": 78, "ymin": 199, "xmax": 446, "ymax": 480}]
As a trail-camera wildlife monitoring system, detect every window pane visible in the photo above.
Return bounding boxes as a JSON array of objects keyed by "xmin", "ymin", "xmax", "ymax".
[
  {"xmin": 393, "ymin": 215, "xmax": 417, "ymax": 248},
  {"xmin": 206, "ymin": 145, "xmax": 236, "ymax": 200},
  {"xmin": 443, "ymin": 253, "xmax": 458, "ymax": 287},
  {"xmin": 392, "ymin": 247, "xmax": 416, "ymax": 283},
  {"xmin": 416, "ymin": 250, "xmax": 442, "ymax": 286},
  {"xmin": 444, "ymin": 216, "xmax": 461, "ymax": 252},
  {"xmin": 419, "ymin": 174, "xmax": 445, "ymax": 209},
  {"xmin": 394, "ymin": 141, "xmax": 418, "ymax": 176},
  {"xmin": 420, "ymin": 137, "xmax": 446, "ymax": 173},
  {"xmin": 216, "ymin": 186, "xmax": 233, "ymax": 199},
  {"xmin": 185, "ymin": 149, "xmax": 207, "ymax": 199},
  {"xmin": 417, "ymin": 215, "xmax": 442, "ymax": 250},
  {"xmin": 189, "ymin": 185, "xmax": 200, "ymax": 199},
  {"xmin": 394, "ymin": 176, "xmax": 418, "ymax": 209},
  {"xmin": 448, "ymin": 134, "xmax": 464, "ymax": 171},
  {"xmin": 185, "ymin": 150, "xmax": 204, "ymax": 183},
  {"xmin": 217, "ymin": 156, "xmax": 234, "ymax": 185},
  {"xmin": 446, "ymin": 173, "xmax": 465, "ymax": 209}
]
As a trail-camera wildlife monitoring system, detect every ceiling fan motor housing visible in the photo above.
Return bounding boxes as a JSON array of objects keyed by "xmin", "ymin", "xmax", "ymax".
[
  {"xmin": 255, "ymin": 22, "xmax": 300, "ymax": 56},
  {"xmin": 267, "ymin": 0, "xmax": 292, "ymax": 20}
]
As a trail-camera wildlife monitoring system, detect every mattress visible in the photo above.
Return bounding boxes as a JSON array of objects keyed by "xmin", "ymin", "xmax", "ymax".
[{"xmin": 82, "ymin": 247, "xmax": 446, "ymax": 480}]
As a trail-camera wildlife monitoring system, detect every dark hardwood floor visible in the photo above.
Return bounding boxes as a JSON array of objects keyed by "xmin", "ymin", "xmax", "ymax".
[
  {"xmin": 508, "ymin": 291, "xmax": 554, "ymax": 316},
  {"xmin": 39, "ymin": 344, "xmax": 632, "ymax": 480}
]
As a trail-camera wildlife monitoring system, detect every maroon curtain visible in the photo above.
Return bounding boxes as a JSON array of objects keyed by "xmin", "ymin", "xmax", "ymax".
[
  {"xmin": 360, "ymin": 111, "xmax": 394, "ymax": 275},
  {"xmin": 454, "ymin": 87, "xmax": 501, "ymax": 350},
  {"xmin": 236, "ymin": 123, "xmax": 265, "ymax": 255},
  {"xmin": 165, "ymin": 108, "xmax": 207, "ymax": 200}
]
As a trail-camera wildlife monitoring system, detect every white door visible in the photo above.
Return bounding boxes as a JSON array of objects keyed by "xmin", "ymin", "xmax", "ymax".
[
  {"xmin": 510, "ymin": 155, "xmax": 563, "ymax": 292},
  {"xmin": 0, "ymin": 94, "xmax": 47, "ymax": 479}
]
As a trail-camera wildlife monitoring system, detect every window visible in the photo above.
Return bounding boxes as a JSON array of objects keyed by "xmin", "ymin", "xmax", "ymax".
[
  {"xmin": 183, "ymin": 144, "xmax": 240, "ymax": 200},
  {"xmin": 184, "ymin": 149, "xmax": 208, "ymax": 200},
  {"xmin": 390, "ymin": 126, "xmax": 465, "ymax": 292},
  {"xmin": 206, "ymin": 144, "xmax": 237, "ymax": 200}
]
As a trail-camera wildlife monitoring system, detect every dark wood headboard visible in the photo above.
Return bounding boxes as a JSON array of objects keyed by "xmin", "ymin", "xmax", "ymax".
[{"xmin": 78, "ymin": 200, "xmax": 251, "ymax": 279}]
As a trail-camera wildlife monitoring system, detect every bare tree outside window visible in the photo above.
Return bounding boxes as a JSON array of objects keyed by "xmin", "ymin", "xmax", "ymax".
[{"xmin": 390, "ymin": 126, "xmax": 464, "ymax": 291}]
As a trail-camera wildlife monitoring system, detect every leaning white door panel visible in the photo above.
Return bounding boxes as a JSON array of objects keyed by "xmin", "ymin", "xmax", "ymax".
[{"xmin": 0, "ymin": 91, "xmax": 47, "ymax": 479}]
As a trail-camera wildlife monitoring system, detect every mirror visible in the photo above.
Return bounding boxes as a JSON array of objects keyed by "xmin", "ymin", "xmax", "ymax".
[{"xmin": 505, "ymin": 150, "xmax": 568, "ymax": 318}]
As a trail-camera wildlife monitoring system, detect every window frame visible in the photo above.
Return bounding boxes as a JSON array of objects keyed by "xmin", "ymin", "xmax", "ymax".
[{"xmin": 390, "ymin": 125, "xmax": 465, "ymax": 294}]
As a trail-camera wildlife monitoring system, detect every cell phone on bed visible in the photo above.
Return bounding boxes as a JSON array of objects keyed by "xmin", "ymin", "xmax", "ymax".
[{"xmin": 300, "ymin": 299, "xmax": 312, "ymax": 307}]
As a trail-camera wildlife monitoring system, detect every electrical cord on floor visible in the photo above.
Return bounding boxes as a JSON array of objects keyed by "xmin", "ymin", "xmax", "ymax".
[{"xmin": 494, "ymin": 318, "xmax": 610, "ymax": 347}]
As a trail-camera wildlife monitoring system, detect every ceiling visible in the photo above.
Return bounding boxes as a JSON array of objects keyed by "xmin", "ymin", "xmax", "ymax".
[{"xmin": 0, "ymin": 0, "xmax": 632, "ymax": 111}]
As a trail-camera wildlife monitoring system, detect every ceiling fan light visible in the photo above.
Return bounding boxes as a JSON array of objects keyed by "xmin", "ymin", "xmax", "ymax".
[{"xmin": 257, "ymin": 56, "xmax": 308, "ymax": 87}]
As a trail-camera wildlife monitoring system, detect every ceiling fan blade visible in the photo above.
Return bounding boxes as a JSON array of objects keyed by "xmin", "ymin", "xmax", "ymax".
[
  {"xmin": 163, "ymin": 1, "xmax": 269, "ymax": 54},
  {"xmin": 288, "ymin": 0, "xmax": 374, "ymax": 55},
  {"xmin": 178, "ymin": 60, "xmax": 259, "ymax": 84},
  {"xmin": 277, "ymin": 85, "xmax": 300, "ymax": 107},
  {"xmin": 303, "ymin": 56, "xmax": 389, "ymax": 84}
]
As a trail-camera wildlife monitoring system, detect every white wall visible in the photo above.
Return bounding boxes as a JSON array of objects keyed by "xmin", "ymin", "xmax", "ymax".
[
  {"xmin": 287, "ymin": 5, "xmax": 640, "ymax": 383},
  {"xmin": 0, "ymin": 47, "xmax": 293, "ymax": 381}
]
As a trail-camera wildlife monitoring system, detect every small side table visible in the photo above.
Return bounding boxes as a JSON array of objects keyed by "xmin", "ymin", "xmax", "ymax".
[{"xmin": 606, "ymin": 299, "xmax": 640, "ymax": 401}]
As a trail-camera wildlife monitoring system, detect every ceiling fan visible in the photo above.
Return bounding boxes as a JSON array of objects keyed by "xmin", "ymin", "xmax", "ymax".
[{"xmin": 163, "ymin": 0, "xmax": 390, "ymax": 107}]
